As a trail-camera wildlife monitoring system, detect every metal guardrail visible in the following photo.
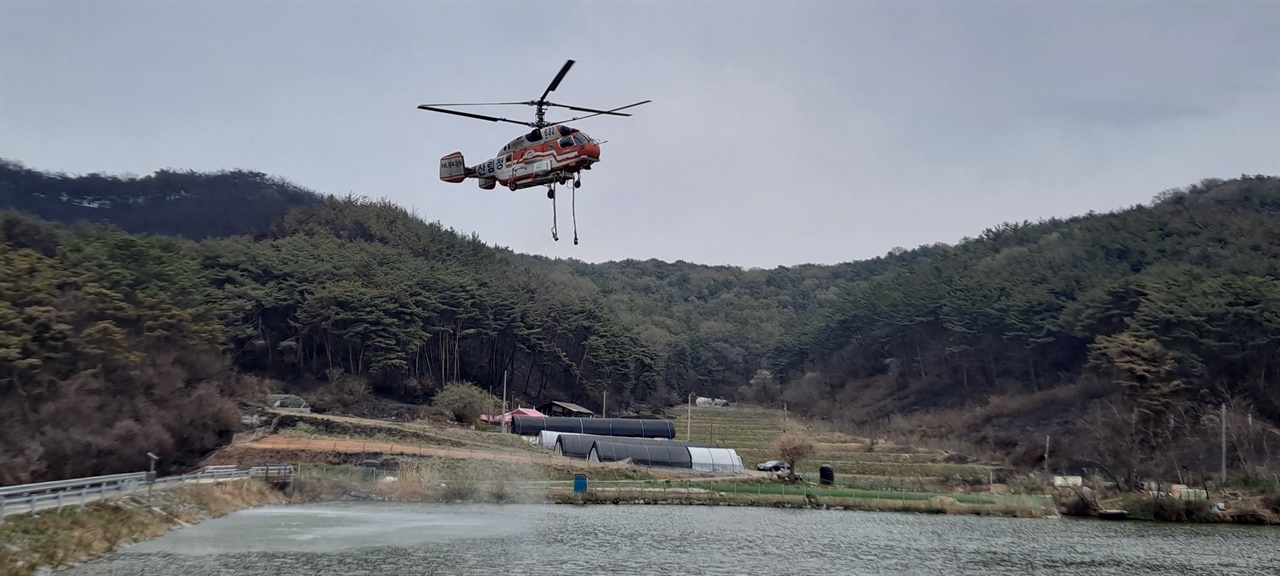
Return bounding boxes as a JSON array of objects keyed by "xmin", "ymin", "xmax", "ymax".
[
  {"xmin": 1, "ymin": 472, "xmax": 147, "ymax": 518},
  {"xmin": 151, "ymin": 465, "xmax": 252, "ymax": 487},
  {"xmin": 0, "ymin": 464, "xmax": 293, "ymax": 519},
  {"xmin": 0, "ymin": 472, "xmax": 147, "ymax": 499}
]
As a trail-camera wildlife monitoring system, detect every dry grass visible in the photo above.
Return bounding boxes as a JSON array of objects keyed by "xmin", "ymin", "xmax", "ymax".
[
  {"xmin": 0, "ymin": 479, "xmax": 286, "ymax": 576},
  {"xmin": 0, "ymin": 504, "xmax": 162, "ymax": 576},
  {"xmin": 664, "ymin": 405, "xmax": 1004, "ymax": 487},
  {"xmin": 159, "ymin": 480, "xmax": 285, "ymax": 523},
  {"xmin": 549, "ymin": 487, "xmax": 1055, "ymax": 517},
  {"xmin": 331, "ymin": 458, "xmax": 558, "ymax": 504},
  {"xmin": 269, "ymin": 410, "xmax": 542, "ymax": 454},
  {"xmin": 801, "ymin": 431, "xmax": 863, "ymax": 444},
  {"xmin": 866, "ymin": 382, "xmax": 1113, "ymax": 461}
]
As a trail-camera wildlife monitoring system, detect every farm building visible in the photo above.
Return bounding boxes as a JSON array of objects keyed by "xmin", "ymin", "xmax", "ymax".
[
  {"xmin": 265, "ymin": 394, "xmax": 310, "ymax": 413},
  {"xmin": 588, "ymin": 439, "xmax": 692, "ymax": 469},
  {"xmin": 480, "ymin": 407, "xmax": 545, "ymax": 425},
  {"xmin": 686, "ymin": 447, "xmax": 746, "ymax": 473},
  {"xmin": 536, "ymin": 400, "xmax": 596, "ymax": 418},
  {"xmin": 552, "ymin": 433, "xmax": 601, "ymax": 459},
  {"xmin": 511, "ymin": 416, "xmax": 675, "ymax": 439},
  {"xmin": 543, "ymin": 433, "xmax": 744, "ymax": 474},
  {"xmin": 538, "ymin": 431, "xmax": 719, "ymax": 451},
  {"xmin": 585, "ymin": 440, "xmax": 745, "ymax": 474},
  {"xmin": 548, "ymin": 433, "xmax": 720, "ymax": 457}
]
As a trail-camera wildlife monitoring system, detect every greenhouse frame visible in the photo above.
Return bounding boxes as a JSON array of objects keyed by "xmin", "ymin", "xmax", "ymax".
[
  {"xmin": 587, "ymin": 439, "xmax": 694, "ymax": 469},
  {"xmin": 687, "ymin": 447, "xmax": 746, "ymax": 473},
  {"xmin": 548, "ymin": 433, "xmax": 721, "ymax": 456},
  {"xmin": 512, "ymin": 416, "xmax": 676, "ymax": 439},
  {"xmin": 547, "ymin": 437, "xmax": 745, "ymax": 473}
]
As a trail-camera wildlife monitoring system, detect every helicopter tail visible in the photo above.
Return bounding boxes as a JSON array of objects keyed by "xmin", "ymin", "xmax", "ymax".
[{"xmin": 440, "ymin": 152, "xmax": 469, "ymax": 183}]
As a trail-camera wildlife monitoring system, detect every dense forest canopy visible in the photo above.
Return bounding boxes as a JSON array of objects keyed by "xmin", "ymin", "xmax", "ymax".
[
  {"xmin": 0, "ymin": 212, "xmax": 247, "ymax": 484},
  {"xmin": 2, "ymin": 159, "xmax": 1277, "ymax": 483},
  {"xmin": 768, "ymin": 176, "xmax": 1280, "ymax": 420},
  {"xmin": 0, "ymin": 159, "xmax": 323, "ymax": 239}
]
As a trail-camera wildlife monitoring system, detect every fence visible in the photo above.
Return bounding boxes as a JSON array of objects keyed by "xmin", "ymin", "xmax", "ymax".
[
  {"xmin": 1, "ymin": 472, "xmax": 146, "ymax": 518},
  {"xmin": 289, "ymin": 462, "xmax": 1050, "ymax": 515},
  {"xmin": 1, "ymin": 464, "xmax": 294, "ymax": 518}
]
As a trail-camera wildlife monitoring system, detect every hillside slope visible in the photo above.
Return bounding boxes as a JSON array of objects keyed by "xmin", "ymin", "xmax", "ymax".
[
  {"xmin": 3, "ymin": 159, "xmax": 1276, "ymax": 484},
  {"xmin": 765, "ymin": 176, "xmax": 1280, "ymax": 477},
  {"xmin": 0, "ymin": 159, "xmax": 323, "ymax": 239}
]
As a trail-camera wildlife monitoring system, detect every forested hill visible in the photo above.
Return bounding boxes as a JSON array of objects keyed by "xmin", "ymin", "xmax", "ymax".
[
  {"xmin": 511, "ymin": 175, "xmax": 1280, "ymax": 477},
  {"xmin": 766, "ymin": 175, "xmax": 1279, "ymax": 417},
  {"xmin": 2, "ymin": 160, "xmax": 1277, "ymax": 484},
  {"xmin": 0, "ymin": 159, "xmax": 323, "ymax": 239},
  {"xmin": 763, "ymin": 175, "xmax": 1280, "ymax": 473},
  {"xmin": 535, "ymin": 256, "xmax": 922, "ymax": 404},
  {"xmin": 0, "ymin": 190, "xmax": 656, "ymax": 483}
]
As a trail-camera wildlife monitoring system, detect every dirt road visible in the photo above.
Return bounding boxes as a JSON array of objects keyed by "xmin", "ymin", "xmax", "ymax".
[{"xmin": 240, "ymin": 436, "xmax": 554, "ymax": 463}]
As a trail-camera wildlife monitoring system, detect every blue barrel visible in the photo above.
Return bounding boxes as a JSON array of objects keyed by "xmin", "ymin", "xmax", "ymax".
[{"xmin": 573, "ymin": 473, "xmax": 588, "ymax": 494}]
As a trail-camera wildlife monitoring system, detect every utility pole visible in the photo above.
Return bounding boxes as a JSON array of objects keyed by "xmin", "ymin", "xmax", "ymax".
[
  {"xmin": 1044, "ymin": 435, "xmax": 1050, "ymax": 478},
  {"xmin": 1221, "ymin": 403, "xmax": 1227, "ymax": 486},
  {"xmin": 687, "ymin": 392, "xmax": 693, "ymax": 442},
  {"xmin": 502, "ymin": 369, "xmax": 509, "ymax": 434},
  {"xmin": 603, "ymin": 390, "xmax": 607, "ymax": 419},
  {"xmin": 146, "ymin": 452, "xmax": 159, "ymax": 502}
]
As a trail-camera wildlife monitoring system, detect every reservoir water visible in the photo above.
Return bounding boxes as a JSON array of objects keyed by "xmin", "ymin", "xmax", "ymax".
[{"xmin": 63, "ymin": 502, "xmax": 1278, "ymax": 575}]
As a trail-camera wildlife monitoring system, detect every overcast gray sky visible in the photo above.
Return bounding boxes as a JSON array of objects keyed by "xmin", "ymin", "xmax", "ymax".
[{"xmin": 2, "ymin": 1, "xmax": 1277, "ymax": 268}]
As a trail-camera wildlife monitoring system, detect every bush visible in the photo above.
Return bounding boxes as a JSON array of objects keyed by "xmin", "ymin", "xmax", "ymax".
[
  {"xmin": 431, "ymin": 381, "xmax": 497, "ymax": 424},
  {"xmin": 1005, "ymin": 475, "xmax": 1047, "ymax": 495},
  {"xmin": 439, "ymin": 467, "xmax": 479, "ymax": 500},
  {"xmin": 1062, "ymin": 495, "xmax": 1095, "ymax": 517},
  {"xmin": 1263, "ymin": 494, "xmax": 1280, "ymax": 515},
  {"xmin": 487, "ymin": 477, "xmax": 510, "ymax": 502},
  {"xmin": 1125, "ymin": 496, "xmax": 1217, "ymax": 522}
]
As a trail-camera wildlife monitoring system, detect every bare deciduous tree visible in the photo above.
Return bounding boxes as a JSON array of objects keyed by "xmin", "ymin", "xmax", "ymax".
[{"xmin": 775, "ymin": 433, "xmax": 815, "ymax": 482}]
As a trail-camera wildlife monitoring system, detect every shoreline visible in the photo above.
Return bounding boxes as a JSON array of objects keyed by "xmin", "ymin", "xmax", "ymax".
[
  {"xmin": 4, "ymin": 473, "xmax": 1274, "ymax": 576},
  {"xmin": 0, "ymin": 479, "xmax": 289, "ymax": 576}
]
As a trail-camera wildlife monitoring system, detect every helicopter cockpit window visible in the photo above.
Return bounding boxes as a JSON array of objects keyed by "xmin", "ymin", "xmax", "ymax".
[
  {"xmin": 573, "ymin": 134, "xmax": 589, "ymax": 145},
  {"xmin": 558, "ymin": 137, "xmax": 573, "ymax": 148}
]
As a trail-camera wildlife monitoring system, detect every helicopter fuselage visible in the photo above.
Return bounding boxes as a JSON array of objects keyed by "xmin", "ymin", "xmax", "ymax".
[{"xmin": 439, "ymin": 124, "xmax": 601, "ymax": 191}]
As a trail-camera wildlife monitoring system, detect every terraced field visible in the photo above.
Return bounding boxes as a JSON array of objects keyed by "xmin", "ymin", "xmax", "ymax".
[
  {"xmin": 250, "ymin": 406, "xmax": 999, "ymax": 487},
  {"xmin": 258, "ymin": 410, "xmax": 543, "ymax": 454},
  {"xmin": 666, "ymin": 406, "xmax": 999, "ymax": 485}
]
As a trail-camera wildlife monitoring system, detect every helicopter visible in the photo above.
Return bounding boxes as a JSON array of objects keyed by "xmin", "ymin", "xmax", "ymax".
[{"xmin": 417, "ymin": 59, "xmax": 649, "ymax": 243}]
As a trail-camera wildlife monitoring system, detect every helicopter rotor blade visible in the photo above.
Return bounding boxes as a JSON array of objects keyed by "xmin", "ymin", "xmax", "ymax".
[
  {"xmin": 417, "ymin": 102, "xmax": 530, "ymax": 107},
  {"xmin": 545, "ymin": 100, "xmax": 651, "ymax": 124},
  {"xmin": 542, "ymin": 101, "xmax": 635, "ymax": 116},
  {"xmin": 539, "ymin": 59, "xmax": 575, "ymax": 102},
  {"xmin": 416, "ymin": 105, "xmax": 532, "ymax": 126}
]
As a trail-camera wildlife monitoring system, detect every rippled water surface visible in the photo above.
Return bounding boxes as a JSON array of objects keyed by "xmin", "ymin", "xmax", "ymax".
[{"xmin": 64, "ymin": 503, "xmax": 1278, "ymax": 575}]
